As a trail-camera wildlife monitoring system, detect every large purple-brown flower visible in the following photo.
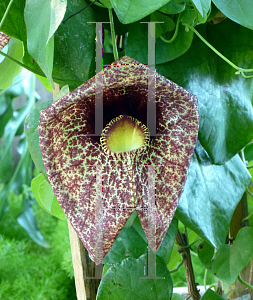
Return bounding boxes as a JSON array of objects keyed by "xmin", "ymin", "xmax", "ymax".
[
  {"xmin": 38, "ymin": 56, "xmax": 199, "ymax": 264},
  {"xmin": 0, "ymin": 31, "xmax": 10, "ymax": 51}
]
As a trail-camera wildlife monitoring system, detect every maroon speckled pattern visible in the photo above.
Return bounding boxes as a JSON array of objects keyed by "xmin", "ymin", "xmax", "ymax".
[
  {"xmin": 38, "ymin": 56, "xmax": 199, "ymax": 265},
  {"xmin": 0, "ymin": 31, "xmax": 10, "ymax": 51}
]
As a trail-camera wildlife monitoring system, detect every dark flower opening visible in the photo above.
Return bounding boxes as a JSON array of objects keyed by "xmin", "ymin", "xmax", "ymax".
[{"xmin": 100, "ymin": 114, "xmax": 150, "ymax": 154}]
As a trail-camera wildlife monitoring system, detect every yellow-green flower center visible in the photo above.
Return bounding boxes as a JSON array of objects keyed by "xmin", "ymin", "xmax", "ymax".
[{"xmin": 101, "ymin": 115, "xmax": 149, "ymax": 154}]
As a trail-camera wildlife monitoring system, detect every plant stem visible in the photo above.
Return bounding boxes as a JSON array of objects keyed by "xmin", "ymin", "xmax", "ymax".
[
  {"xmin": 170, "ymin": 256, "xmax": 185, "ymax": 273},
  {"xmin": 0, "ymin": 0, "xmax": 14, "ymax": 30},
  {"xmin": 176, "ymin": 229, "xmax": 201, "ymax": 300},
  {"xmin": 109, "ymin": 8, "xmax": 119, "ymax": 61},
  {"xmin": 160, "ymin": 13, "xmax": 181, "ymax": 43},
  {"xmin": 175, "ymin": 238, "xmax": 202, "ymax": 249},
  {"xmin": 182, "ymin": 23, "xmax": 253, "ymax": 77},
  {"xmin": 249, "ymin": 259, "xmax": 253, "ymax": 299},
  {"xmin": 0, "ymin": 50, "xmax": 83, "ymax": 85},
  {"xmin": 204, "ymin": 269, "xmax": 208, "ymax": 291},
  {"xmin": 241, "ymin": 211, "xmax": 253, "ymax": 224},
  {"xmin": 238, "ymin": 274, "xmax": 253, "ymax": 292}
]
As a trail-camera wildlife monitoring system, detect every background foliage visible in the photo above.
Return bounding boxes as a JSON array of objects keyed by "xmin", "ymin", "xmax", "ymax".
[{"xmin": 0, "ymin": 0, "xmax": 253, "ymax": 299}]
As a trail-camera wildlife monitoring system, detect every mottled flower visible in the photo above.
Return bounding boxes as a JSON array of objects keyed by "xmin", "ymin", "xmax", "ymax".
[
  {"xmin": 0, "ymin": 31, "xmax": 10, "ymax": 51},
  {"xmin": 38, "ymin": 56, "xmax": 199, "ymax": 264}
]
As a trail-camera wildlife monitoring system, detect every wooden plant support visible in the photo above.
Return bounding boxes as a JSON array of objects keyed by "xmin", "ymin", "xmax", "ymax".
[{"xmin": 68, "ymin": 221, "xmax": 102, "ymax": 300}]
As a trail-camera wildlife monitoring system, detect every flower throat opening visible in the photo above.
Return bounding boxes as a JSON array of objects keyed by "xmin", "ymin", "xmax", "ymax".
[{"xmin": 100, "ymin": 115, "xmax": 150, "ymax": 154}]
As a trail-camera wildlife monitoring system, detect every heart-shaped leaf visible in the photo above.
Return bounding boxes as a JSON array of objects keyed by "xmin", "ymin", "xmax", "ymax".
[{"xmin": 97, "ymin": 254, "xmax": 173, "ymax": 299}]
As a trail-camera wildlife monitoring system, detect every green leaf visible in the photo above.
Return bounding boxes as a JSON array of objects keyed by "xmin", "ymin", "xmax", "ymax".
[
  {"xmin": 123, "ymin": 210, "xmax": 137, "ymax": 228},
  {"xmin": 156, "ymin": 23, "xmax": 194, "ymax": 64},
  {"xmin": 125, "ymin": 20, "xmax": 148, "ymax": 65},
  {"xmin": 99, "ymin": 0, "xmax": 113, "ymax": 9},
  {"xmin": 212, "ymin": 0, "xmax": 253, "ymax": 30},
  {"xmin": 24, "ymin": 0, "xmax": 67, "ymax": 87},
  {"xmin": 176, "ymin": 141, "xmax": 251, "ymax": 249},
  {"xmin": 0, "ymin": 75, "xmax": 36, "ymax": 184},
  {"xmin": 110, "ymin": 0, "xmax": 173, "ymax": 24},
  {"xmin": 0, "ymin": 186, "xmax": 11, "ymax": 222},
  {"xmin": 97, "ymin": 255, "xmax": 173, "ymax": 299},
  {"xmin": 180, "ymin": 8, "xmax": 197, "ymax": 26},
  {"xmin": 24, "ymin": 101, "xmax": 52, "ymax": 180},
  {"xmin": 172, "ymin": 294, "xmax": 185, "ymax": 300},
  {"xmin": 125, "ymin": 17, "xmax": 194, "ymax": 64},
  {"xmin": 150, "ymin": 12, "xmax": 175, "ymax": 38},
  {"xmin": 90, "ymin": 4, "xmax": 129, "ymax": 37},
  {"xmin": 50, "ymin": 194, "xmax": 66, "ymax": 220},
  {"xmin": 12, "ymin": 135, "xmax": 33, "ymax": 194},
  {"xmin": 212, "ymin": 227, "xmax": 253, "ymax": 283},
  {"xmin": 1, "ymin": 1, "xmax": 96, "ymax": 87},
  {"xmin": 35, "ymin": 74, "xmax": 53, "ymax": 93},
  {"xmin": 39, "ymin": 180, "xmax": 65, "ymax": 220},
  {"xmin": 192, "ymin": 0, "xmax": 211, "ymax": 18},
  {"xmin": 201, "ymin": 289, "xmax": 225, "ymax": 300},
  {"xmin": 51, "ymin": 1, "xmax": 96, "ymax": 87},
  {"xmin": 31, "ymin": 174, "xmax": 50, "ymax": 214},
  {"xmin": 0, "ymin": 37, "xmax": 23, "ymax": 89},
  {"xmin": 0, "ymin": 95, "xmax": 13, "ymax": 139},
  {"xmin": 0, "ymin": 72, "xmax": 36, "ymax": 222},
  {"xmin": 156, "ymin": 217, "xmax": 178, "ymax": 265},
  {"xmin": 0, "ymin": 72, "xmax": 35, "ymax": 221},
  {"xmin": 0, "ymin": 0, "xmax": 26, "ymax": 41},
  {"xmin": 244, "ymin": 143, "xmax": 253, "ymax": 163},
  {"xmin": 31, "ymin": 173, "xmax": 66, "ymax": 220},
  {"xmin": 39, "ymin": 180, "xmax": 55, "ymax": 212},
  {"xmin": 102, "ymin": 216, "xmax": 148, "ymax": 265},
  {"xmin": 17, "ymin": 197, "xmax": 50, "ymax": 248},
  {"xmin": 103, "ymin": 214, "xmax": 178, "ymax": 265},
  {"xmin": 25, "ymin": 0, "xmax": 67, "ymax": 43},
  {"xmin": 197, "ymin": 10, "xmax": 208, "ymax": 24},
  {"xmin": 157, "ymin": 20, "xmax": 253, "ymax": 164},
  {"xmin": 197, "ymin": 241, "xmax": 214, "ymax": 270},
  {"xmin": 198, "ymin": 228, "xmax": 253, "ymax": 284},
  {"xmin": 159, "ymin": 0, "xmax": 186, "ymax": 14}
]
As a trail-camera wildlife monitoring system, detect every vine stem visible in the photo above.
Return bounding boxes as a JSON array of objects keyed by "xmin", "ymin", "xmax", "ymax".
[
  {"xmin": 0, "ymin": 50, "xmax": 83, "ymax": 85},
  {"xmin": 160, "ymin": 13, "xmax": 181, "ymax": 44},
  {"xmin": 204, "ymin": 269, "xmax": 208, "ymax": 291},
  {"xmin": 175, "ymin": 238, "xmax": 202, "ymax": 249},
  {"xmin": 108, "ymin": 8, "xmax": 119, "ymax": 61},
  {"xmin": 176, "ymin": 229, "xmax": 201, "ymax": 300},
  {"xmin": 238, "ymin": 274, "xmax": 253, "ymax": 292},
  {"xmin": 0, "ymin": 0, "xmax": 14, "ymax": 30},
  {"xmin": 170, "ymin": 256, "xmax": 185, "ymax": 273},
  {"xmin": 182, "ymin": 23, "xmax": 253, "ymax": 77},
  {"xmin": 241, "ymin": 211, "xmax": 253, "ymax": 224}
]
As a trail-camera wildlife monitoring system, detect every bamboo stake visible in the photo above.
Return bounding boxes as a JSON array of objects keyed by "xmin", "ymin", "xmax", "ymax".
[
  {"xmin": 68, "ymin": 222, "xmax": 102, "ymax": 300},
  {"xmin": 52, "ymin": 83, "xmax": 60, "ymax": 99},
  {"xmin": 68, "ymin": 220, "xmax": 87, "ymax": 300}
]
